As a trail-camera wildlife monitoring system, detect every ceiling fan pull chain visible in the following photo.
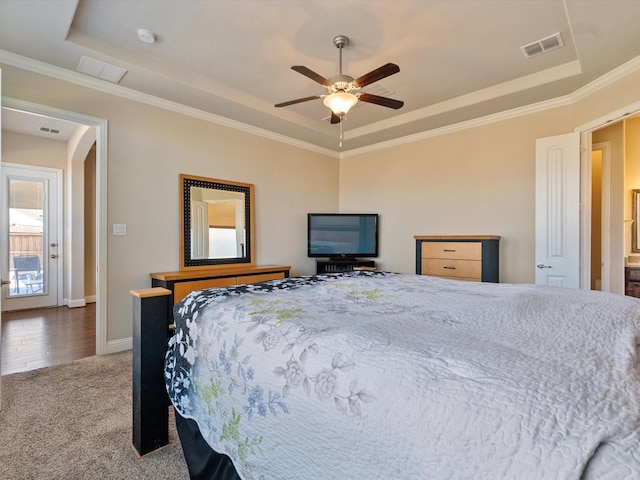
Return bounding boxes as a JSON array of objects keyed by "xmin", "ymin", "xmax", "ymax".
[{"xmin": 339, "ymin": 120, "xmax": 343, "ymax": 148}]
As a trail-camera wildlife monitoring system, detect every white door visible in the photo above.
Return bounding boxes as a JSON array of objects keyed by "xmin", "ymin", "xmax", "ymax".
[
  {"xmin": 1, "ymin": 164, "xmax": 61, "ymax": 310},
  {"xmin": 535, "ymin": 132, "xmax": 581, "ymax": 287}
]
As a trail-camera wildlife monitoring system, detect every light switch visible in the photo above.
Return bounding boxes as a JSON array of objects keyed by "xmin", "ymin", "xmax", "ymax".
[{"xmin": 113, "ymin": 224, "xmax": 127, "ymax": 236}]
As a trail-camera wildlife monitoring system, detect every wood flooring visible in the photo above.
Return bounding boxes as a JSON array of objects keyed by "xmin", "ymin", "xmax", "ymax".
[{"xmin": 1, "ymin": 303, "xmax": 96, "ymax": 375}]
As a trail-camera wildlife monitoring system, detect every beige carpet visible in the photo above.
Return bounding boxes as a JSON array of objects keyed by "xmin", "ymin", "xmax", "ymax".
[{"xmin": 0, "ymin": 351, "xmax": 190, "ymax": 480}]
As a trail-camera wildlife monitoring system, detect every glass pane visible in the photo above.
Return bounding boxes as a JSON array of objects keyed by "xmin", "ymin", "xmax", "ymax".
[{"xmin": 8, "ymin": 178, "xmax": 45, "ymax": 297}]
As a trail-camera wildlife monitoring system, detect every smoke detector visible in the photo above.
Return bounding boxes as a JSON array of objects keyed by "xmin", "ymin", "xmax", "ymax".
[{"xmin": 137, "ymin": 29, "xmax": 156, "ymax": 44}]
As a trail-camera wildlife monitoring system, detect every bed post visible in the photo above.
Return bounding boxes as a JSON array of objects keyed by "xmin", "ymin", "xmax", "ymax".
[{"xmin": 130, "ymin": 287, "xmax": 172, "ymax": 456}]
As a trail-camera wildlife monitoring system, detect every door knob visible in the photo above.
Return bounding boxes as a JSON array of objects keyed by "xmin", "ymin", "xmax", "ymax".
[
  {"xmin": 50, "ymin": 254, "xmax": 59, "ymax": 259},
  {"xmin": 536, "ymin": 264, "xmax": 552, "ymax": 269}
]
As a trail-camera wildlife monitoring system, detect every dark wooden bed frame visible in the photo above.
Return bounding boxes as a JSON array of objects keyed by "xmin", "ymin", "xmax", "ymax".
[
  {"xmin": 130, "ymin": 287, "xmax": 173, "ymax": 457},
  {"xmin": 131, "ymin": 287, "xmax": 245, "ymax": 480},
  {"xmin": 130, "ymin": 264, "xmax": 291, "ymax": 457}
]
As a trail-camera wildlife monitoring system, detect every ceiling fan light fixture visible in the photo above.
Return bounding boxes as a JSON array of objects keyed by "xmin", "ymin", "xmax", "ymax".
[{"xmin": 323, "ymin": 92, "xmax": 358, "ymax": 116}]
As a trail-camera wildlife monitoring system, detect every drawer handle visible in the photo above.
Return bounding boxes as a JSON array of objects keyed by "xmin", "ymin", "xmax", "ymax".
[
  {"xmin": 443, "ymin": 266, "xmax": 456, "ymax": 270},
  {"xmin": 443, "ymin": 249, "xmax": 456, "ymax": 252}
]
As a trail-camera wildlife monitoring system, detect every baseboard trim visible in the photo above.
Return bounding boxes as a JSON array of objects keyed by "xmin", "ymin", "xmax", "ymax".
[
  {"xmin": 65, "ymin": 298, "xmax": 87, "ymax": 308},
  {"xmin": 107, "ymin": 337, "xmax": 132, "ymax": 354}
]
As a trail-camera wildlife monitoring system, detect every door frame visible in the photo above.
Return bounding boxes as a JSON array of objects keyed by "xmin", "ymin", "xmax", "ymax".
[
  {"xmin": 589, "ymin": 141, "xmax": 611, "ymax": 292},
  {"xmin": 2, "ymin": 97, "xmax": 109, "ymax": 355},
  {"xmin": 1, "ymin": 163, "xmax": 63, "ymax": 309},
  {"xmin": 577, "ymin": 99, "xmax": 640, "ymax": 293}
]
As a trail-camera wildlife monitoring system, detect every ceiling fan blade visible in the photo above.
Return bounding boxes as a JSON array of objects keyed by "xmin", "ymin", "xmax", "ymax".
[
  {"xmin": 330, "ymin": 112, "xmax": 342, "ymax": 124},
  {"xmin": 353, "ymin": 63, "xmax": 400, "ymax": 88},
  {"xmin": 275, "ymin": 95, "xmax": 322, "ymax": 108},
  {"xmin": 291, "ymin": 66, "xmax": 333, "ymax": 87},
  {"xmin": 358, "ymin": 93, "xmax": 404, "ymax": 109}
]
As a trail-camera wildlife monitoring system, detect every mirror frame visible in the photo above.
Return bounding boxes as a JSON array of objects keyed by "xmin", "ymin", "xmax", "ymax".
[
  {"xmin": 633, "ymin": 189, "xmax": 640, "ymax": 253},
  {"xmin": 180, "ymin": 174, "xmax": 255, "ymax": 271}
]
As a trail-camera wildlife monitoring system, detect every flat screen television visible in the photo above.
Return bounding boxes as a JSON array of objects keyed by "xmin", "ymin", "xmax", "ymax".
[{"xmin": 307, "ymin": 213, "xmax": 378, "ymax": 259}]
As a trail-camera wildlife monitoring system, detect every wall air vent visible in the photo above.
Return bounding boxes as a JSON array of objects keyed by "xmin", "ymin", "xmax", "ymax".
[{"xmin": 521, "ymin": 32, "xmax": 564, "ymax": 58}]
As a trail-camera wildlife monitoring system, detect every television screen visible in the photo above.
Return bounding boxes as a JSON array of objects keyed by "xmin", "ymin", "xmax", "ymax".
[{"xmin": 307, "ymin": 213, "xmax": 378, "ymax": 258}]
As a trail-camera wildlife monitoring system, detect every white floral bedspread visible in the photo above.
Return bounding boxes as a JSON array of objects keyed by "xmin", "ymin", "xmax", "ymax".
[{"xmin": 165, "ymin": 271, "xmax": 640, "ymax": 479}]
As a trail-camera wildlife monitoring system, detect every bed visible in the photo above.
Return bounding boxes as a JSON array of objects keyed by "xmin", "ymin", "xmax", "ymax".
[{"xmin": 164, "ymin": 270, "xmax": 640, "ymax": 479}]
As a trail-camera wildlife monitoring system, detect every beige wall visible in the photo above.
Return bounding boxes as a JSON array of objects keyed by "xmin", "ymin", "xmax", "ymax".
[
  {"xmin": 625, "ymin": 117, "xmax": 640, "ymax": 257},
  {"xmin": 340, "ymin": 107, "xmax": 574, "ymax": 283},
  {"xmin": 3, "ymin": 61, "xmax": 640, "ymax": 345},
  {"xmin": 3, "ymin": 130, "xmax": 66, "ymax": 169},
  {"xmin": 340, "ymin": 68, "xmax": 640, "ymax": 285},
  {"xmin": 592, "ymin": 121, "xmax": 625, "ymax": 294},
  {"xmin": 1, "ymin": 64, "xmax": 339, "ymax": 343}
]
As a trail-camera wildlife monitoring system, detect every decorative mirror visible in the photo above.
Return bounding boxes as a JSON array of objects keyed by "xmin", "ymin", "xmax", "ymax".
[
  {"xmin": 633, "ymin": 189, "xmax": 640, "ymax": 253},
  {"xmin": 180, "ymin": 174, "xmax": 255, "ymax": 270}
]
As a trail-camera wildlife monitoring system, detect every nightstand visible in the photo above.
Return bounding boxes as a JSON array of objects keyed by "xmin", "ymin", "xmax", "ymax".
[{"xmin": 625, "ymin": 266, "xmax": 640, "ymax": 298}]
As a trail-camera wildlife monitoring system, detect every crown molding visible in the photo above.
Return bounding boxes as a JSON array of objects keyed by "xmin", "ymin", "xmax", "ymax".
[
  {"xmin": 0, "ymin": 49, "xmax": 338, "ymax": 159},
  {"xmin": 341, "ymin": 55, "xmax": 640, "ymax": 158},
  {"xmin": 2, "ymin": 48, "xmax": 639, "ymax": 161},
  {"xmin": 340, "ymin": 96, "xmax": 573, "ymax": 158},
  {"xmin": 570, "ymin": 54, "xmax": 640, "ymax": 103}
]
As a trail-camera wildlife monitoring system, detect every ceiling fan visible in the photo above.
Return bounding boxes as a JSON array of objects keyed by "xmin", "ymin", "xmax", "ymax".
[{"xmin": 275, "ymin": 35, "xmax": 404, "ymax": 125}]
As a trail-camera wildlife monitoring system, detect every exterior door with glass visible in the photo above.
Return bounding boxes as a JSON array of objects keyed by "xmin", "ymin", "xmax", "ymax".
[{"xmin": 1, "ymin": 163, "xmax": 61, "ymax": 311}]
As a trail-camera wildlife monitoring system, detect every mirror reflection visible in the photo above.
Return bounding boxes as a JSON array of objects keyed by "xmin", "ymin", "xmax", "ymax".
[{"xmin": 181, "ymin": 174, "xmax": 254, "ymax": 269}]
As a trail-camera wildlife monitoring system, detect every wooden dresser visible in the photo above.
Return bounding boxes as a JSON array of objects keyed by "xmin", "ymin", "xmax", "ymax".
[
  {"xmin": 150, "ymin": 264, "xmax": 291, "ymax": 305},
  {"xmin": 415, "ymin": 235, "xmax": 500, "ymax": 282}
]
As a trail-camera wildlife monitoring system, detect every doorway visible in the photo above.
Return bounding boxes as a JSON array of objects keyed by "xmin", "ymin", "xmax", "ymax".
[
  {"xmin": 1, "ymin": 98, "xmax": 108, "ymax": 356},
  {"xmin": 580, "ymin": 106, "xmax": 640, "ymax": 296}
]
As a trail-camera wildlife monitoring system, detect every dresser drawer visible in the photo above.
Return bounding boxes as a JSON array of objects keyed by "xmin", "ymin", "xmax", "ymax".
[
  {"xmin": 239, "ymin": 272, "xmax": 286, "ymax": 284},
  {"xmin": 627, "ymin": 281, "xmax": 640, "ymax": 298},
  {"xmin": 421, "ymin": 241, "xmax": 482, "ymax": 261},
  {"xmin": 628, "ymin": 268, "xmax": 640, "ymax": 282},
  {"xmin": 174, "ymin": 277, "xmax": 237, "ymax": 303},
  {"xmin": 421, "ymin": 258, "xmax": 482, "ymax": 281},
  {"xmin": 415, "ymin": 235, "xmax": 500, "ymax": 283}
]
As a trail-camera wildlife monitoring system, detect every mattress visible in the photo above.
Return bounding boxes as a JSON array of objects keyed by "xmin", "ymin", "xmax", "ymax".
[{"xmin": 165, "ymin": 271, "xmax": 640, "ymax": 479}]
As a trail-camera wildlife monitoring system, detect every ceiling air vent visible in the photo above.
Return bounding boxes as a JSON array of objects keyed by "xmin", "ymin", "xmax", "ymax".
[
  {"xmin": 77, "ymin": 56, "xmax": 127, "ymax": 83},
  {"xmin": 521, "ymin": 33, "xmax": 564, "ymax": 58},
  {"xmin": 39, "ymin": 126, "xmax": 61, "ymax": 135}
]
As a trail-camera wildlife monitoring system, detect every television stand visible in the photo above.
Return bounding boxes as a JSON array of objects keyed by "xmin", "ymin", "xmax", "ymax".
[{"xmin": 316, "ymin": 258, "xmax": 376, "ymax": 274}]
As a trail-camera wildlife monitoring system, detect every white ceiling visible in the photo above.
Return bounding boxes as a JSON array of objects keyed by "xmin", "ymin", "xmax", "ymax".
[{"xmin": 2, "ymin": 0, "xmax": 640, "ymax": 153}]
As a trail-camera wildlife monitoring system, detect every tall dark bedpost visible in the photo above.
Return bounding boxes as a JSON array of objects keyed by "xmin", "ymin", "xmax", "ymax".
[{"xmin": 130, "ymin": 287, "xmax": 172, "ymax": 456}]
